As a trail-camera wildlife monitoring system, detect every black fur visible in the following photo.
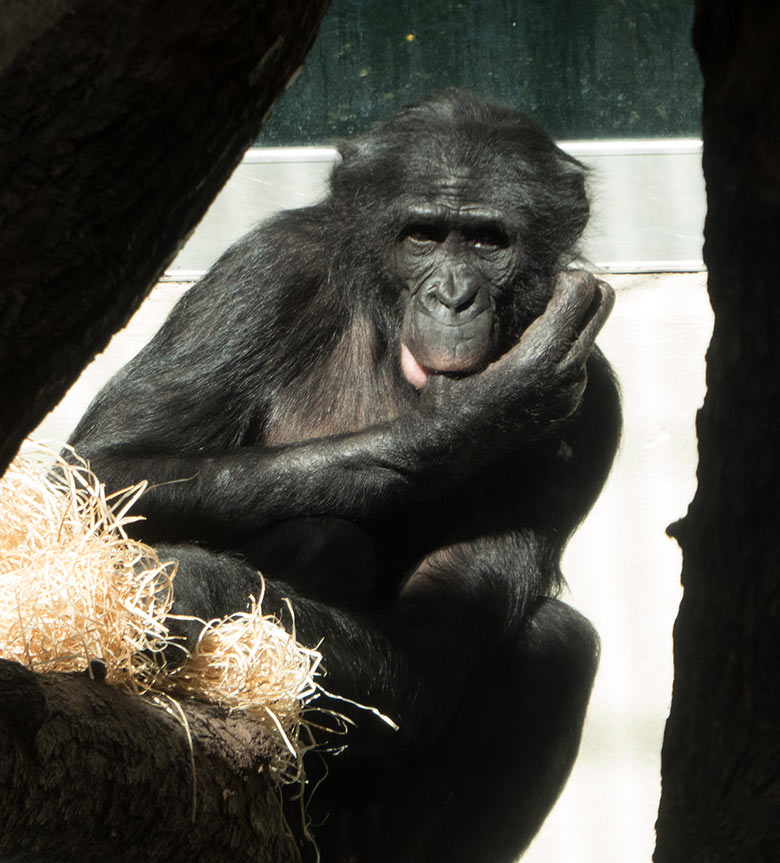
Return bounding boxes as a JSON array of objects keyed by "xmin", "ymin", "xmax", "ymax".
[{"xmin": 70, "ymin": 91, "xmax": 620, "ymax": 863}]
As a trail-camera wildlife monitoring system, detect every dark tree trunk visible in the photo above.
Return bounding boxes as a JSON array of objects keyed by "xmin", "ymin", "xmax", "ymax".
[
  {"xmin": 0, "ymin": 0, "xmax": 330, "ymax": 474},
  {"xmin": 0, "ymin": 661, "xmax": 300, "ymax": 863},
  {"xmin": 655, "ymin": 3, "xmax": 780, "ymax": 860},
  {"xmin": 0, "ymin": 3, "xmax": 329, "ymax": 859}
]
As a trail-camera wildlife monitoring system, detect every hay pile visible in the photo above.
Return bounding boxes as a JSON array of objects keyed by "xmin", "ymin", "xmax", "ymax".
[
  {"xmin": 0, "ymin": 443, "xmax": 324, "ymax": 775},
  {"xmin": 165, "ymin": 601, "xmax": 324, "ymax": 780}
]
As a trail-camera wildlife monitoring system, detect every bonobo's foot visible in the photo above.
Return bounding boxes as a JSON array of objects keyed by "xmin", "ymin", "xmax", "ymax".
[{"xmin": 153, "ymin": 543, "xmax": 264, "ymax": 664}]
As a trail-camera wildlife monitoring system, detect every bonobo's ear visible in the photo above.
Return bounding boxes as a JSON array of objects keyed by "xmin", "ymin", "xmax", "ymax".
[
  {"xmin": 330, "ymin": 142, "xmax": 361, "ymax": 204},
  {"xmin": 531, "ymin": 147, "xmax": 590, "ymax": 267}
]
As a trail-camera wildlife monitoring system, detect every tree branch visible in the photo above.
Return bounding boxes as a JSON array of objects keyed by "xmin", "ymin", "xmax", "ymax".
[
  {"xmin": 0, "ymin": 659, "xmax": 304, "ymax": 862},
  {"xmin": 0, "ymin": 0, "xmax": 330, "ymax": 473}
]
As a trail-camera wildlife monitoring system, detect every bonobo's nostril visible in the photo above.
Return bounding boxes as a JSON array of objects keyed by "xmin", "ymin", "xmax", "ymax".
[
  {"xmin": 424, "ymin": 280, "xmax": 479, "ymax": 313},
  {"xmin": 454, "ymin": 290, "xmax": 477, "ymax": 313}
]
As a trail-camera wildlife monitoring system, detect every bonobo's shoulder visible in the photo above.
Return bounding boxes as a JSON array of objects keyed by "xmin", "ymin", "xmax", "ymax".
[
  {"xmin": 232, "ymin": 204, "xmax": 329, "ymax": 256},
  {"xmin": 198, "ymin": 204, "xmax": 329, "ymax": 285},
  {"xmin": 181, "ymin": 204, "xmax": 331, "ymax": 305}
]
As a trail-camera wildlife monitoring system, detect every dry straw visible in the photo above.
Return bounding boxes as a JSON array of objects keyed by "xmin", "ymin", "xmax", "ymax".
[
  {"xmin": 0, "ymin": 443, "xmax": 325, "ymax": 776},
  {"xmin": 165, "ymin": 597, "xmax": 326, "ymax": 782}
]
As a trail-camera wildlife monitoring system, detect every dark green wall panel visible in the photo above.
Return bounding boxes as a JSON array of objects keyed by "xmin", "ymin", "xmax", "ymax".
[{"xmin": 258, "ymin": 0, "xmax": 700, "ymax": 145}]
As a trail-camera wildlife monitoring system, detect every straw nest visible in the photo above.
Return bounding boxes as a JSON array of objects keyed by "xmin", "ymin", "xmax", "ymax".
[{"xmin": 0, "ymin": 443, "xmax": 324, "ymax": 779}]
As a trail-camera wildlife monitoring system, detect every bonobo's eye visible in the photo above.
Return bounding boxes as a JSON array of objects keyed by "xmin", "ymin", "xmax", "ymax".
[
  {"xmin": 465, "ymin": 224, "xmax": 510, "ymax": 251},
  {"xmin": 401, "ymin": 223, "xmax": 446, "ymax": 248}
]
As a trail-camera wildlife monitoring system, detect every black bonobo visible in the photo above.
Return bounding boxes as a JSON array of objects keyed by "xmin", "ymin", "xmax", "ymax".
[{"xmin": 70, "ymin": 90, "xmax": 620, "ymax": 863}]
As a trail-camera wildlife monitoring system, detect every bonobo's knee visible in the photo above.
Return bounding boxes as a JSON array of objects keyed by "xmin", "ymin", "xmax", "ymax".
[
  {"xmin": 400, "ymin": 598, "xmax": 600, "ymax": 863},
  {"xmin": 522, "ymin": 597, "xmax": 600, "ymax": 719}
]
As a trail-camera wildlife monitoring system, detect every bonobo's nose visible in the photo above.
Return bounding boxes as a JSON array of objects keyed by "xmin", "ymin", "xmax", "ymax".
[{"xmin": 421, "ymin": 271, "xmax": 482, "ymax": 319}]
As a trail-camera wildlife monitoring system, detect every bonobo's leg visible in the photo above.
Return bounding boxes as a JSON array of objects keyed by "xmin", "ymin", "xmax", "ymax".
[
  {"xmin": 155, "ymin": 547, "xmax": 598, "ymax": 863},
  {"xmin": 153, "ymin": 543, "xmax": 493, "ymax": 729},
  {"xmin": 238, "ymin": 517, "xmax": 377, "ymax": 606},
  {"xmin": 157, "ymin": 519, "xmax": 376, "ymax": 655},
  {"xmin": 311, "ymin": 599, "xmax": 600, "ymax": 863},
  {"xmin": 423, "ymin": 598, "xmax": 600, "ymax": 863}
]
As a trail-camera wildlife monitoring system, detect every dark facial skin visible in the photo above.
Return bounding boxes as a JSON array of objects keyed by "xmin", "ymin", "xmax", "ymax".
[{"xmin": 396, "ymin": 183, "xmax": 518, "ymax": 386}]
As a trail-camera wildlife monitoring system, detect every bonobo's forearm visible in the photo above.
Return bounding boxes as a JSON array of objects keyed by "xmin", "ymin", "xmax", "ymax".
[
  {"xmin": 78, "ymin": 402, "xmax": 516, "ymax": 546},
  {"xmin": 76, "ymin": 272, "xmax": 613, "ymax": 545}
]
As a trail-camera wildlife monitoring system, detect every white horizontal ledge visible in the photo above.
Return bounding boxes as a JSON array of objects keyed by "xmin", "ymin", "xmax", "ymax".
[
  {"xmin": 168, "ymin": 140, "xmax": 705, "ymax": 277},
  {"xmin": 595, "ymin": 260, "xmax": 706, "ymax": 274},
  {"xmin": 242, "ymin": 139, "xmax": 704, "ymax": 161},
  {"xmin": 243, "ymin": 147, "xmax": 339, "ymax": 163},
  {"xmin": 562, "ymin": 139, "xmax": 702, "ymax": 157}
]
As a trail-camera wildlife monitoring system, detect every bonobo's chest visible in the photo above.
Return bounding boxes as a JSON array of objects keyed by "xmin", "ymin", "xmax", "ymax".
[
  {"xmin": 255, "ymin": 321, "xmax": 572, "ymax": 594},
  {"xmin": 263, "ymin": 321, "xmax": 414, "ymax": 447}
]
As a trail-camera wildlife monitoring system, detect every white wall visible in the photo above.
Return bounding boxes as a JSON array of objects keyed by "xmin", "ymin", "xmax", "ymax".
[
  {"xmin": 526, "ymin": 272, "xmax": 711, "ymax": 862},
  {"xmin": 32, "ymin": 270, "xmax": 712, "ymax": 863}
]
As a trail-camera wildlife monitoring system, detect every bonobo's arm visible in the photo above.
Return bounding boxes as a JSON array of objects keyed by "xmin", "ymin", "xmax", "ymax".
[{"xmin": 72, "ymin": 272, "xmax": 613, "ymax": 547}]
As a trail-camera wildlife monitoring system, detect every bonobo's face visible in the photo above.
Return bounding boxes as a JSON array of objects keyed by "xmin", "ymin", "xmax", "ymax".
[{"xmin": 394, "ymin": 186, "xmax": 518, "ymax": 390}]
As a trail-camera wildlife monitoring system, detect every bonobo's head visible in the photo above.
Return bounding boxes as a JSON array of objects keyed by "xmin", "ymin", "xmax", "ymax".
[{"xmin": 330, "ymin": 90, "xmax": 589, "ymax": 389}]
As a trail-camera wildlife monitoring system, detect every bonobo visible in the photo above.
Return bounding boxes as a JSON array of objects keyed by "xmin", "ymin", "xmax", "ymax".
[{"xmin": 70, "ymin": 90, "xmax": 620, "ymax": 863}]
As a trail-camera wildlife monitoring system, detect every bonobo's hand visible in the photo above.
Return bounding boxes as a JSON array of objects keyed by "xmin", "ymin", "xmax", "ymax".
[
  {"xmin": 422, "ymin": 271, "xmax": 614, "ymax": 436},
  {"xmin": 494, "ymin": 269, "xmax": 614, "ymax": 418}
]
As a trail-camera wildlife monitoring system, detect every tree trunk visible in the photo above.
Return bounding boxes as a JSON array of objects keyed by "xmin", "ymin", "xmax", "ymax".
[
  {"xmin": 0, "ymin": 0, "xmax": 330, "ymax": 474},
  {"xmin": 655, "ymin": 2, "xmax": 780, "ymax": 860},
  {"xmin": 0, "ymin": 3, "xmax": 328, "ymax": 858},
  {"xmin": 0, "ymin": 660, "xmax": 301, "ymax": 862}
]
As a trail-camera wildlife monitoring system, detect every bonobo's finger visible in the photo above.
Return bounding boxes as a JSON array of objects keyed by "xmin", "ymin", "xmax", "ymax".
[
  {"xmin": 560, "ymin": 279, "xmax": 614, "ymax": 370},
  {"xmin": 513, "ymin": 270, "xmax": 598, "ymax": 363}
]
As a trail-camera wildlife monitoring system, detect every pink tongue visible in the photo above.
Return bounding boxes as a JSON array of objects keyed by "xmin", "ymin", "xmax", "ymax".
[{"xmin": 401, "ymin": 343, "xmax": 429, "ymax": 389}]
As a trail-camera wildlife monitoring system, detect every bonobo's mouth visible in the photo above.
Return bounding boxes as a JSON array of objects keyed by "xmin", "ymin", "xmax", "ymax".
[
  {"xmin": 401, "ymin": 304, "xmax": 496, "ymax": 389},
  {"xmin": 400, "ymin": 341, "xmax": 489, "ymax": 389}
]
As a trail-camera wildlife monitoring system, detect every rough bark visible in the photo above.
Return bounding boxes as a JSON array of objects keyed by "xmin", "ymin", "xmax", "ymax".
[
  {"xmin": 0, "ymin": 2, "xmax": 329, "ymax": 858},
  {"xmin": 0, "ymin": 659, "xmax": 303, "ymax": 862},
  {"xmin": 0, "ymin": 0, "xmax": 330, "ymax": 474},
  {"xmin": 655, "ymin": 3, "xmax": 780, "ymax": 860}
]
